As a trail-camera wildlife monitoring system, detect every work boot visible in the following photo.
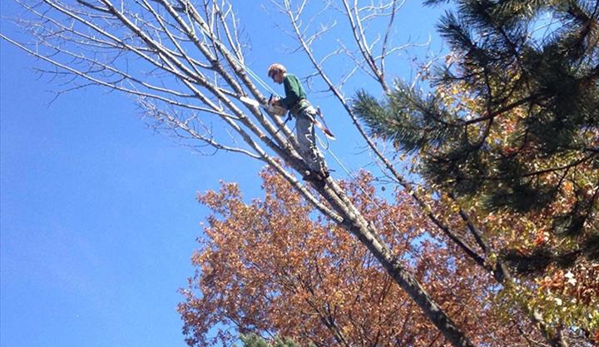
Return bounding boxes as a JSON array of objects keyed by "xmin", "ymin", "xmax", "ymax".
[{"xmin": 303, "ymin": 170, "xmax": 326, "ymax": 188}]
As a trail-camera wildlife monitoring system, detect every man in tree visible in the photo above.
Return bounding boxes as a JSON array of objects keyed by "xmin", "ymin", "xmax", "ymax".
[{"xmin": 267, "ymin": 63, "xmax": 329, "ymax": 183}]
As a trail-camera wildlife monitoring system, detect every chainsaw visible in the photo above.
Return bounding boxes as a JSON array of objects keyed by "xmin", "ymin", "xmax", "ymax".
[{"xmin": 240, "ymin": 95, "xmax": 335, "ymax": 140}]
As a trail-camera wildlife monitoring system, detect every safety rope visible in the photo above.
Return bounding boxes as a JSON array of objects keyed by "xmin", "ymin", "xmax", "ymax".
[
  {"xmin": 242, "ymin": 64, "xmax": 278, "ymax": 96},
  {"xmin": 186, "ymin": 8, "xmax": 277, "ymax": 97}
]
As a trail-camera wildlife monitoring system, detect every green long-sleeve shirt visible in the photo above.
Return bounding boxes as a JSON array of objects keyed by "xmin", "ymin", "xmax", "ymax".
[{"xmin": 278, "ymin": 74, "xmax": 306, "ymax": 109}]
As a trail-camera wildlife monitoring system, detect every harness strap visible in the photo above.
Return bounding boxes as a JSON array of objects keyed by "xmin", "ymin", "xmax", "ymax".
[{"xmin": 289, "ymin": 99, "xmax": 311, "ymax": 116}]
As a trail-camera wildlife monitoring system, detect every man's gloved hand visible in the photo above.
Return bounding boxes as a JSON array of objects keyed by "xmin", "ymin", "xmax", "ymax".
[{"xmin": 267, "ymin": 96, "xmax": 287, "ymax": 116}]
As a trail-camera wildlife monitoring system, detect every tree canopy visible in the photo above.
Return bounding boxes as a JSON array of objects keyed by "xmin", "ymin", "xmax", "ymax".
[{"xmin": 179, "ymin": 169, "xmax": 545, "ymax": 346}]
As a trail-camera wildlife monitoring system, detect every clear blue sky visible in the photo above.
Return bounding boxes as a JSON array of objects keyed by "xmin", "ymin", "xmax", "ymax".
[{"xmin": 1, "ymin": 1, "xmax": 442, "ymax": 347}]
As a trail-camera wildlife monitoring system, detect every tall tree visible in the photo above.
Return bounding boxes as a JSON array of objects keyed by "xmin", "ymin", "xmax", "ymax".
[{"xmin": 354, "ymin": 0, "xmax": 598, "ymax": 343}]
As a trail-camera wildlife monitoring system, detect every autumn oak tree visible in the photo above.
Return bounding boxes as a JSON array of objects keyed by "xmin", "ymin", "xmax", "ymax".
[{"xmin": 179, "ymin": 169, "xmax": 544, "ymax": 346}]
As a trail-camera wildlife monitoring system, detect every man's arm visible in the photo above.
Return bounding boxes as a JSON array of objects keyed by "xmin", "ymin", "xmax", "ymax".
[{"xmin": 278, "ymin": 75, "xmax": 303, "ymax": 109}]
